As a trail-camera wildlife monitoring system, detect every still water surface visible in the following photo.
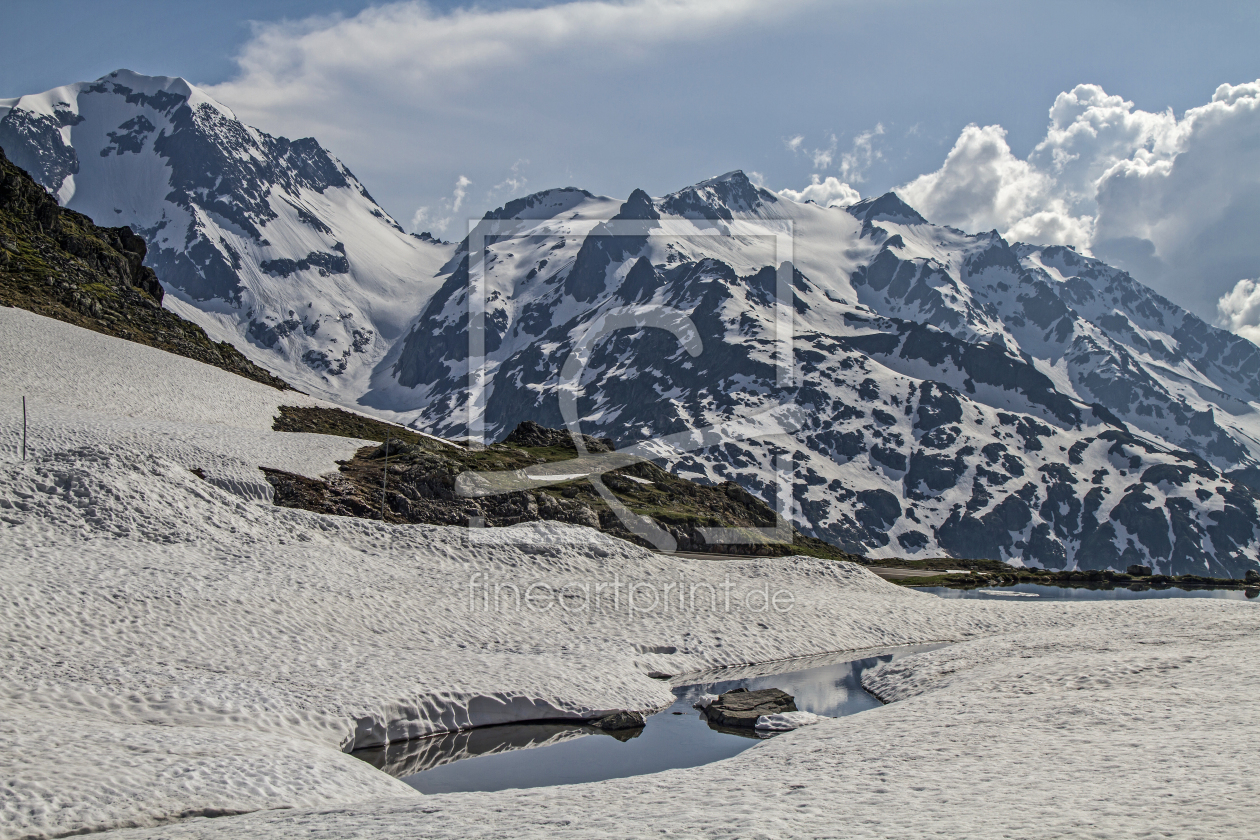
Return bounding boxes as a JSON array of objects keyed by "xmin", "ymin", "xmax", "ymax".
[
  {"xmin": 354, "ymin": 643, "xmax": 946, "ymax": 793},
  {"xmin": 914, "ymin": 583, "xmax": 1259, "ymax": 602}
]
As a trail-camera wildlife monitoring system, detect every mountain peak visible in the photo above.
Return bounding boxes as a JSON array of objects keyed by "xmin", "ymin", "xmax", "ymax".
[
  {"xmin": 614, "ymin": 188, "xmax": 660, "ymax": 221},
  {"xmin": 658, "ymin": 169, "xmax": 776, "ymax": 221},
  {"xmin": 101, "ymin": 69, "xmax": 194, "ymax": 95},
  {"xmin": 846, "ymin": 192, "xmax": 927, "ymax": 225},
  {"xmin": 701, "ymin": 169, "xmax": 752, "ymax": 186},
  {"xmin": 483, "ymin": 187, "xmax": 597, "ymax": 221}
]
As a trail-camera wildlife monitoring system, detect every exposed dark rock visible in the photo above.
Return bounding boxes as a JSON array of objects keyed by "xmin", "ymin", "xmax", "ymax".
[
  {"xmin": 856, "ymin": 489, "xmax": 901, "ymax": 530},
  {"xmin": 845, "ymin": 192, "xmax": 927, "ymax": 225},
  {"xmin": 0, "ymin": 106, "xmax": 81, "ymax": 193},
  {"xmin": 658, "ymin": 171, "xmax": 773, "ymax": 221},
  {"xmin": 1127, "ymin": 564, "xmax": 1152, "ymax": 576},
  {"xmin": 1110, "ymin": 486, "xmax": 1171, "ymax": 561},
  {"xmin": 503, "ymin": 420, "xmax": 614, "ymax": 453},
  {"xmin": 914, "ymin": 381, "xmax": 964, "ymax": 431},
  {"xmin": 266, "ymin": 412, "xmax": 860, "ymax": 561},
  {"xmin": 259, "ymin": 249, "xmax": 349, "ymax": 277},
  {"xmin": 589, "ymin": 710, "xmax": 645, "ymax": 731},
  {"xmin": 906, "ymin": 449, "xmax": 965, "ymax": 493},
  {"xmin": 898, "ymin": 531, "xmax": 930, "ymax": 551},
  {"xmin": 871, "ymin": 444, "xmax": 907, "ymax": 472},
  {"xmin": 936, "ymin": 494, "xmax": 1033, "ymax": 562},
  {"xmin": 702, "ymin": 687, "xmax": 797, "ymax": 729},
  {"xmin": 563, "ymin": 188, "xmax": 659, "ymax": 302}
]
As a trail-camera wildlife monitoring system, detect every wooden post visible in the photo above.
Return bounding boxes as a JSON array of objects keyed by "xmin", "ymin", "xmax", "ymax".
[
  {"xmin": 380, "ymin": 437, "xmax": 390, "ymax": 521},
  {"xmin": 22, "ymin": 396, "xmax": 26, "ymax": 461}
]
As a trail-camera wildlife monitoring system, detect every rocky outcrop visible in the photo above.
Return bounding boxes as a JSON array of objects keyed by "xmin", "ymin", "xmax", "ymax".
[
  {"xmin": 502, "ymin": 420, "xmax": 614, "ymax": 453},
  {"xmin": 702, "ymin": 688, "xmax": 797, "ymax": 729},
  {"xmin": 265, "ymin": 413, "xmax": 862, "ymax": 561},
  {"xmin": 589, "ymin": 711, "xmax": 646, "ymax": 731}
]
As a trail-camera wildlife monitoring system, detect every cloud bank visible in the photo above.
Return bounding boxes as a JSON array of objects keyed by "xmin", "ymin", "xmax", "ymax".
[
  {"xmin": 784, "ymin": 80, "xmax": 1260, "ymax": 328},
  {"xmin": 205, "ymin": 1, "xmax": 1260, "ymax": 338},
  {"xmin": 205, "ymin": 0, "xmax": 819, "ymax": 237},
  {"xmin": 895, "ymin": 82, "xmax": 1260, "ymax": 322}
]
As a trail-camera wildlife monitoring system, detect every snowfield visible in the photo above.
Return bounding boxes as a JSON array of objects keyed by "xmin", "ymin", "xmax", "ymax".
[
  {"xmin": 0, "ymin": 306, "xmax": 369, "ymax": 499},
  {"xmin": 2, "ymin": 308, "xmax": 1258, "ymax": 839}
]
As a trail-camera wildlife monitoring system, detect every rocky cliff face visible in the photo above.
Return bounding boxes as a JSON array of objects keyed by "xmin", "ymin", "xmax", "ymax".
[{"xmin": 0, "ymin": 144, "xmax": 290, "ymax": 388}]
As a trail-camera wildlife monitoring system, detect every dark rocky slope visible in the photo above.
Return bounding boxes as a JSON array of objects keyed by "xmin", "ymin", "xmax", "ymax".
[{"xmin": 0, "ymin": 144, "xmax": 292, "ymax": 389}]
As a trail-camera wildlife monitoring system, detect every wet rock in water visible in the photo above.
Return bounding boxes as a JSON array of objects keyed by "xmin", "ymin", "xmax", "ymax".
[
  {"xmin": 1246, "ymin": 588, "xmax": 1259, "ymax": 599},
  {"xmin": 702, "ymin": 687, "xmax": 797, "ymax": 729},
  {"xmin": 589, "ymin": 710, "xmax": 646, "ymax": 731},
  {"xmin": 1127, "ymin": 564, "xmax": 1153, "ymax": 577},
  {"xmin": 1245, "ymin": 569, "xmax": 1260, "ymax": 584}
]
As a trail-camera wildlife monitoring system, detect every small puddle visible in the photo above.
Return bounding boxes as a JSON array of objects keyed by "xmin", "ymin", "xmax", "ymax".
[
  {"xmin": 913, "ymin": 583, "xmax": 1260, "ymax": 602},
  {"xmin": 353, "ymin": 643, "xmax": 946, "ymax": 794}
]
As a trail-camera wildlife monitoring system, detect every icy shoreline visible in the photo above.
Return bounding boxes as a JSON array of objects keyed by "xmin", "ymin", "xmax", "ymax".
[{"xmin": 3, "ymin": 309, "xmax": 1259, "ymax": 839}]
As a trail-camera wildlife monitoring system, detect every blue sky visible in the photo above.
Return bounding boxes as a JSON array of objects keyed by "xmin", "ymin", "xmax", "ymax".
[{"xmin": 4, "ymin": 0, "xmax": 1260, "ymax": 322}]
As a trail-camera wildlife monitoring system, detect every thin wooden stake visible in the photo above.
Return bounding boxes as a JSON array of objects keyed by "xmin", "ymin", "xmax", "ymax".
[
  {"xmin": 380, "ymin": 437, "xmax": 390, "ymax": 521},
  {"xmin": 22, "ymin": 396, "xmax": 26, "ymax": 461}
]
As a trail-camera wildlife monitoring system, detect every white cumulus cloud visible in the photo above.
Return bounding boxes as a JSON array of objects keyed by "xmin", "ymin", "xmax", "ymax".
[
  {"xmin": 408, "ymin": 174, "xmax": 473, "ymax": 234},
  {"xmin": 1216, "ymin": 278, "xmax": 1260, "ymax": 345},
  {"xmin": 451, "ymin": 175, "xmax": 471, "ymax": 213},
  {"xmin": 778, "ymin": 175, "xmax": 860, "ymax": 207},
  {"xmin": 1090, "ymin": 81, "xmax": 1260, "ymax": 316},
  {"xmin": 839, "ymin": 124, "xmax": 884, "ymax": 183},
  {"xmin": 897, "ymin": 123, "xmax": 1086, "ymax": 244},
  {"xmin": 891, "ymin": 80, "xmax": 1260, "ymax": 322}
]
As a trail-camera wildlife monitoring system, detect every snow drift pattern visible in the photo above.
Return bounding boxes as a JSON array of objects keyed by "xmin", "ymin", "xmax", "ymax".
[{"xmin": 2, "ymin": 307, "xmax": 1259, "ymax": 840}]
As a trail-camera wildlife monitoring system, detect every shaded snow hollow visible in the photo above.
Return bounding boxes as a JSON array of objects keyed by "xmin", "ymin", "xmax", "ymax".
[{"xmin": 2, "ymin": 309, "xmax": 1258, "ymax": 839}]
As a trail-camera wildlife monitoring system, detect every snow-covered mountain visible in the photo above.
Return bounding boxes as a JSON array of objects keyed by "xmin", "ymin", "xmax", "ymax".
[
  {"xmin": 0, "ymin": 70, "xmax": 452, "ymax": 400},
  {"xmin": 375, "ymin": 173, "xmax": 1260, "ymax": 576},
  {"xmin": 4, "ymin": 70, "xmax": 1257, "ymax": 574}
]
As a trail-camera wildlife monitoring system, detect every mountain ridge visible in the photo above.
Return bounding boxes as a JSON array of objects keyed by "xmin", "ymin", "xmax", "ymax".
[
  {"xmin": 375, "ymin": 174, "xmax": 1260, "ymax": 575},
  {"xmin": 0, "ymin": 69, "xmax": 451, "ymax": 402},
  {"xmin": 5, "ymin": 69, "xmax": 1259, "ymax": 574}
]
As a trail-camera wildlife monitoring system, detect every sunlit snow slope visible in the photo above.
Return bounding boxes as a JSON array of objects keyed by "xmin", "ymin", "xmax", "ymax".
[{"xmin": 0, "ymin": 70, "xmax": 452, "ymax": 401}]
